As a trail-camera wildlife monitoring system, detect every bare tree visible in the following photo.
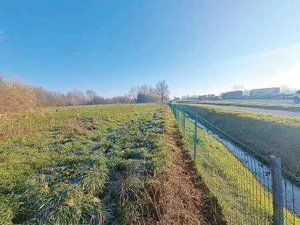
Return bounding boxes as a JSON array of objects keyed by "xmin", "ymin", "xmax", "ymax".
[
  {"xmin": 155, "ymin": 80, "xmax": 169, "ymax": 104},
  {"xmin": 1, "ymin": 74, "xmax": 171, "ymax": 112},
  {"xmin": 66, "ymin": 90, "xmax": 86, "ymax": 106},
  {"xmin": 129, "ymin": 87, "xmax": 138, "ymax": 102},
  {"xmin": 128, "ymin": 84, "xmax": 160, "ymax": 103},
  {"xmin": 86, "ymin": 90, "xmax": 97, "ymax": 103}
]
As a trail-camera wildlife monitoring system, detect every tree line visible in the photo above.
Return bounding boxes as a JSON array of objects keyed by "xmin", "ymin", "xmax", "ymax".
[
  {"xmin": 0, "ymin": 76, "xmax": 169, "ymax": 114},
  {"xmin": 129, "ymin": 80, "xmax": 169, "ymax": 104},
  {"xmin": 34, "ymin": 88, "xmax": 133, "ymax": 107}
]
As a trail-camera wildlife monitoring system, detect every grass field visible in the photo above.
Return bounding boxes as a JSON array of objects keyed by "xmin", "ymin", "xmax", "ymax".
[
  {"xmin": 0, "ymin": 104, "xmax": 225, "ymax": 225},
  {"xmin": 4, "ymin": 102, "xmax": 298, "ymax": 224},
  {"xmin": 0, "ymin": 104, "xmax": 169, "ymax": 224},
  {"xmin": 195, "ymin": 100, "xmax": 300, "ymax": 113},
  {"xmin": 177, "ymin": 104, "xmax": 300, "ymax": 177},
  {"xmin": 176, "ymin": 110, "xmax": 300, "ymax": 225}
]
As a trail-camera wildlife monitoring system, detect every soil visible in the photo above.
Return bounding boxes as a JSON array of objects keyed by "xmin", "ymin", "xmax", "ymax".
[{"xmin": 151, "ymin": 127, "xmax": 226, "ymax": 225}]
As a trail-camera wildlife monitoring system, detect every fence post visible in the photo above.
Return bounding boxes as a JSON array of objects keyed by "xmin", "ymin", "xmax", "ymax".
[
  {"xmin": 270, "ymin": 155, "xmax": 284, "ymax": 225},
  {"xmin": 193, "ymin": 112, "xmax": 198, "ymax": 161},
  {"xmin": 179, "ymin": 107, "xmax": 182, "ymax": 130},
  {"xmin": 183, "ymin": 112, "xmax": 186, "ymax": 136}
]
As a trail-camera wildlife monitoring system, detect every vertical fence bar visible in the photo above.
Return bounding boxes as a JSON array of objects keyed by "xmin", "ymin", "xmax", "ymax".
[
  {"xmin": 178, "ymin": 107, "xmax": 180, "ymax": 128},
  {"xmin": 183, "ymin": 112, "xmax": 186, "ymax": 136},
  {"xmin": 179, "ymin": 107, "xmax": 181, "ymax": 129},
  {"xmin": 179, "ymin": 108, "xmax": 182, "ymax": 130},
  {"xmin": 173, "ymin": 104, "xmax": 175, "ymax": 118},
  {"xmin": 193, "ymin": 112, "xmax": 198, "ymax": 161},
  {"xmin": 174, "ymin": 105, "xmax": 176, "ymax": 118},
  {"xmin": 270, "ymin": 155, "xmax": 284, "ymax": 225}
]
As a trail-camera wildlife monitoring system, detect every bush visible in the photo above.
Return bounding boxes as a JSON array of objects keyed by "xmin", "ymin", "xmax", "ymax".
[{"xmin": 0, "ymin": 76, "xmax": 35, "ymax": 114}]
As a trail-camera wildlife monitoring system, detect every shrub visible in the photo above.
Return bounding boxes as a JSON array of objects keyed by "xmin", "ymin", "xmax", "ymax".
[{"xmin": 0, "ymin": 76, "xmax": 36, "ymax": 114}]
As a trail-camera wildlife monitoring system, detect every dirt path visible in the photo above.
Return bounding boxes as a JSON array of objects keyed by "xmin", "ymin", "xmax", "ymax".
[
  {"xmin": 153, "ymin": 127, "xmax": 226, "ymax": 225},
  {"xmin": 101, "ymin": 111, "xmax": 226, "ymax": 225}
]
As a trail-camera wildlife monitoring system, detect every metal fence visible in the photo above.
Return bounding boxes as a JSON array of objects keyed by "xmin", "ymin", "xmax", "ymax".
[{"xmin": 170, "ymin": 104, "xmax": 300, "ymax": 225}]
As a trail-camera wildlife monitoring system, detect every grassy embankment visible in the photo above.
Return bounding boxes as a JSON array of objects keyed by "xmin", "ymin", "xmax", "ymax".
[
  {"xmin": 178, "ymin": 104, "xmax": 300, "ymax": 177},
  {"xmin": 195, "ymin": 101, "xmax": 300, "ymax": 113},
  {"xmin": 176, "ymin": 109, "xmax": 300, "ymax": 225}
]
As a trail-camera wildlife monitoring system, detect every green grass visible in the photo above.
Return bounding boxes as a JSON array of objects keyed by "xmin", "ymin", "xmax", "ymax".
[
  {"xmin": 176, "ymin": 110, "xmax": 300, "ymax": 225},
  {"xmin": 177, "ymin": 104, "xmax": 300, "ymax": 177},
  {"xmin": 195, "ymin": 100, "xmax": 300, "ymax": 112},
  {"xmin": 0, "ymin": 104, "xmax": 170, "ymax": 224}
]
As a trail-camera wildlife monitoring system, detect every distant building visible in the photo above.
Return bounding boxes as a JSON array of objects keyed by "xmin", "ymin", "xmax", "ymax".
[
  {"xmin": 250, "ymin": 87, "xmax": 280, "ymax": 98},
  {"xmin": 221, "ymin": 91, "xmax": 243, "ymax": 99},
  {"xmin": 198, "ymin": 94, "xmax": 216, "ymax": 100},
  {"xmin": 207, "ymin": 94, "xmax": 216, "ymax": 99},
  {"xmin": 242, "ymin": 90, "xmax": 250, "ymax": 96}
]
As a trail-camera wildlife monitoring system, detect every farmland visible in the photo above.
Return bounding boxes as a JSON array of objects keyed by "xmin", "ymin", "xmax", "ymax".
[
  {"xmin": 0, "ymin": 104, "xmax": 223, "ymax": 225},
  {"xmin": 177, "ymin": 103, "xmax": 300, "ymax": 177}
]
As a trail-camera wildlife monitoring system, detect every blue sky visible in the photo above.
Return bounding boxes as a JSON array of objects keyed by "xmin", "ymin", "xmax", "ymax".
[{"xmin": 0, "ymin": 0, "xmax": 300, "ymax": 97}]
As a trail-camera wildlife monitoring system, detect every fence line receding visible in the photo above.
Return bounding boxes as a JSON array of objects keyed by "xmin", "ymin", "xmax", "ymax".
[{"xmin": 170, "ymin": 104, "xmax": 300, "ymax": 225}]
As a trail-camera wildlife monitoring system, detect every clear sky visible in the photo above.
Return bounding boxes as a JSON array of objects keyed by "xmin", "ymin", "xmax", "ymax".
[{"xmin": 1, "ymin": 0, "xmax": 300, "ymax": 97}]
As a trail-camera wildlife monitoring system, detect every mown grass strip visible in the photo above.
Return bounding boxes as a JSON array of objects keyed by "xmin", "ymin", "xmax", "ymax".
[{"xmin": 195, "ymin": 101, "xmax": 300, "ymax": 113}]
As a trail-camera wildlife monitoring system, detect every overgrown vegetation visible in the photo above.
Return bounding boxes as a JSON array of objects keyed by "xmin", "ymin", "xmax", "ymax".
[
  {"xmin": 0, "ymin": 104, "xmax": 160, "ymax": 224},
  {"xmin": 0, "ymin": 77, "xmax": 36, "ymax": 114},
  {"xmin": 0, "ymin": 75, "xmax": 135, "ymax": 114},
  {"xmin": 0, "ymin": 75, "xmax": 169, "ymax": 114},
  {"xmin": 1, "ymin": 104, "xmax": 222, "ymax": 224},
  {"xmin": 179, "ymin": 104, "xmax": 300, "ymax": 176}
]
